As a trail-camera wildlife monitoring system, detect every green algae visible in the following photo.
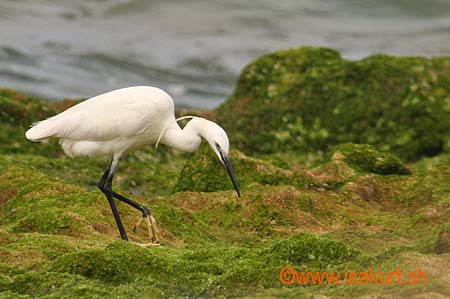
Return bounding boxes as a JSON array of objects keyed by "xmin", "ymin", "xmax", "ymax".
[
  {"xmin": 49, "ymin": 234, "xmax": 359, "ymax": 296},
  {"xmin": 0, "ymin": 153, "xmax": 448, "ymax": 298},
  {"xmin": 0, "ymin": 88, "xmax": 61, "ymax": 157},
  {"xmin": 175, "ymin": 145, "xmax": 314, "ymax": 194},
  {"xmin": 2, "ymin": 149, "xmax": 447, "ymax": 297},
  {"xmin": 51, "ymin": 241, "xmax": 171, "ymax": 283},
  {"xmin": 434, "ymin": 222, "xmax": 450, "ymax": 254},
  {"xmin": 1, "ymin": 47, "xmax": 450, "ymax": 298},
  {"xmin": 0, "ymin": 89, "xmax": 56, "ymax": 127},
  {"xmin": 217, "ymin": 47, "xmax": 450, "ymax": 161},
  {"xmin": 330, "ymin": 143, "xmax": 412, "ymax": 175},
  {"xmin": 263, "ymin": 233, "xmax": 359, "ymax": 267},
  {"xmin": 0, "ymin": 164, "xmax": 105, "ymax": 237},
  {"xmin": 2, "ymin": 270, "xmax": 164, "ymax": 299}
]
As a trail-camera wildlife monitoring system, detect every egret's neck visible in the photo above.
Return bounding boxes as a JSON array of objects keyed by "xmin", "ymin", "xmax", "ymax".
[{"xmin": 159, "ymin": 119, "xmax": 202, "ymax": 152}]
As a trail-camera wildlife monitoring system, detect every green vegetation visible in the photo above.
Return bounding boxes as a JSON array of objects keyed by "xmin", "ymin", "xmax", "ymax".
[
  {"xmin": 330, "ymin": 143, "xmax": 412, "ymax": 175},
  {"xmin": 217, "ymin": 47, "xmax": 450, "ymax": 161},
  {"xmin": 175, "ymin": 145, "xmax": 313, "ymax": 193},
  {"xmin": 434, "ymin": 222, "xmax": 450, "ymax": 254},
  {"xmin": 1, "ymin": 47, "xmax": 449, "ymax": 298},
  {"xmin": 0, "ymin": 88, "xmax": 61, "ymax": 156}
]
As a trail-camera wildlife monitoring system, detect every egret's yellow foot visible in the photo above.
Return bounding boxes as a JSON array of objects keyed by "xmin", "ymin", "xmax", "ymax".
[{"xmin": 133, "ymin": 215, "xmax": 161, "ymax": 246}]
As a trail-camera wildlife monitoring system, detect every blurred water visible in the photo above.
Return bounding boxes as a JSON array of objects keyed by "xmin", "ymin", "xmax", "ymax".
[{"xmin": 1, "ymin": 0, "xmax": 450, "ymax": 109}]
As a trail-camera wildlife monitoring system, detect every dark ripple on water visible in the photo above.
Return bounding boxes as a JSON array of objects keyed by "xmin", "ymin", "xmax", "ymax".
[{"xmin": 1, "ymin": 0, "xmax": 450, "ymax": 108}]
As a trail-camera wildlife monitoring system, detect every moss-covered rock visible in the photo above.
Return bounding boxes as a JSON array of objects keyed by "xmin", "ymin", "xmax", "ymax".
[
  {"xmin": 330, "ymin": 143, "xmax": 412, "ymax": 175},
  {"xmin": 0, "ymin": 88, "xmax": 61, "ymax": 156},
  {"xmin": 217, "ymin": 47, "xmax": 450, "ymax": 161},
  {"xmin": 2, "ymin": 270, "xmax": 158, "ymax": 299},
  {"xmin": 50, "ymin": 234, "xmax": 359, "ymax": 294},
  {"xmin": 1, "ymin": 45, "xmax": 450, "ymax": 298},
  {"xmin": 51, "ymin": 241, "xmax": 170, "ymax": 283},
  {"xmin": 174, "ymin": 146, "xmax": 313, "ymax": 193},
  {"xmin": 434, "ymin": 222, "xmax": 450, "ymax": 254},
  {"xmin": 0, "ymin": 88, "xmax": 56, "ymax": 126},
  {"xmin": 263, "ymin": 233, "xmax": 359, "ymax": 267}
]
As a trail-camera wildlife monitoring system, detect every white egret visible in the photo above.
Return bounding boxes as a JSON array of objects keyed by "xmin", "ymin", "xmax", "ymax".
[{"xmin": 25, "ymin": 86, "xmax": 240, "ymax": 245}]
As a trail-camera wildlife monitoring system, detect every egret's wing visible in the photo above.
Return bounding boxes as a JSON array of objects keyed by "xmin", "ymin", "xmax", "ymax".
[{"xmin": 26, "ymin": 86, "xmax": 174, "ymax": 141}]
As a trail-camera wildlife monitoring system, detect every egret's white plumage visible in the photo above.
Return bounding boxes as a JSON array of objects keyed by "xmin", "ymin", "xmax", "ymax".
[
  {"xmin": 25, "ymin": 85, "xmax": 240, "ymax": 244},
  {"xmin": 26, "ymin": 86, "xmax": 174, "ymax": 157},
  {"xmin": 26, "ymin": 86, "xmax": 229, "ymax": 159}
]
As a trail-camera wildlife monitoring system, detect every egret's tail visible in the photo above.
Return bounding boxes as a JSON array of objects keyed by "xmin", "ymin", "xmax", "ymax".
[{"xmin": 25, "ymin": 119, "xmax": 56, "ymax": 142}]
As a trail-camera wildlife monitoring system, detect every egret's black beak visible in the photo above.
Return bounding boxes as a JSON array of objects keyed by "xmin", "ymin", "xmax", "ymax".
[{"xmin": 217, "ymin": 145, "xmax": 241, "ymax": 197}]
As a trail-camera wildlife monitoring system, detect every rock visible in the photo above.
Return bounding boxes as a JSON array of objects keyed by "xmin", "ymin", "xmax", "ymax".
[
  {"xmin": 174, "ymin": 145, "xmax": 313, "ymax": 193},
  {"xmin": 0, "ymin": 88, "xmax": 60, "ymax": 156},
  {"xmin": 216, "ymin": 47, "xmax": 450, "ymax": 161},
  {"xmin": 330, "ymin": 143, "xmax": 412, "ymax": 175},
  {"xmin": 435, "ymin": 223, "xmax": 450, "ymax": 254}
]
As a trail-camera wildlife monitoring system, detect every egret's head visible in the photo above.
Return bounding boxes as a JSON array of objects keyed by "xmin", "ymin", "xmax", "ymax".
[{"xmin": 199, "ymin": 118, "xmax": 241, "ymax": 197}]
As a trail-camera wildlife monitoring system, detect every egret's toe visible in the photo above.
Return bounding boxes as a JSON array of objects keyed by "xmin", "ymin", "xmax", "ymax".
[
  {"xmin": 133, "ymin": 216, "xmax": 144, "ymax": 233},
  {"xmin": 134, "ymin": 215, "xmax": 161, "ymax": 244}
]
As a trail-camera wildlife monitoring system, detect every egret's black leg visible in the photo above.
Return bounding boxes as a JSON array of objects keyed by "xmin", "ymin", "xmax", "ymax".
[
  {"xmin": 111, "ymin": 191, "xmax": 159, "ymax": 242},
  {"xmin": 111, "ymin": 191, "xmax": 159, "ymax": 243},
  {"xmin": 98, "ymin": 159, "xmax": 112, "ymax": 191},
  {"xmin": 97, "ymin": 157, "xmax": 158, "ymax": 243},
  {"xmin": 112, "ymin": 191, "xmax": 150, "ymax": 217},
  {"xmin": 112, "ymin": 191, "xmax": 160, "ymax": 243},
  {"xmin": 98, "ymin": 157, "xmax": 128, "ymax": 241},
  {"xmin": 98, "ymin": 159, "xmax": 151, "ymax": 217}
]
